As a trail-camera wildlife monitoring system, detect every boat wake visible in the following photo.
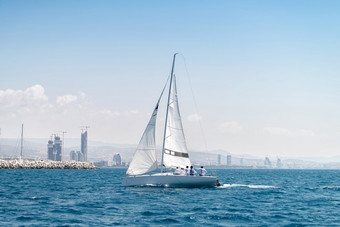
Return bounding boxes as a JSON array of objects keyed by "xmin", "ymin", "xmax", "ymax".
[{"xmin": 218, "ymin": 184, "xmax": 277, "ymax": 189}]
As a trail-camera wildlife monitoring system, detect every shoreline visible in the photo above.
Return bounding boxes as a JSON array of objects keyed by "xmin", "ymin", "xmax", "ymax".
[{"xmin": 0, "ymin": 159, "xmax": 99, "ymax": 169}]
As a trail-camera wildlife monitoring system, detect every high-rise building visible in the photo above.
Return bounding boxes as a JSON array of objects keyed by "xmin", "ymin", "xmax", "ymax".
[
  {"xmin": 264, "ymin": 156, "xmax": 271, "ymax": 167},
  {"xmin": 47, "ymin": 140, "xmax": 54, "ymax": 160},
  {"xmin": 227, "ymin": 154, "xmax": 232, "ymax": 167},
  {"xmin": 54, "ymin": 136, "xmax": 62, "ymax": 161},
  {"xmin": 276, "ymin": 158, "xmax": 282, "ymax": 168},
  {"xmin": 113, "ymin": 153, "xmax": 122, "ymax": 165},
  {"xmin": 81, "ymin": 131, "xmax": 87, "ymax": 162},
  {"xmin": 70, "ymin": 150, "xmax": 76, "ymax": 161},
  {"xmin": 78, "ymin": 152, "xmax": 84, "ymax": 162},
  {"xmin": 70, "ymin": 150, "xmax": 82, "ymax": 161},
  {"xmin": 217, "ymin": 154, "xmax": 221, "ymax": 165},
  {"xmin": 47, "ymin": 135, "xmax": 62, "ymax": 161}
]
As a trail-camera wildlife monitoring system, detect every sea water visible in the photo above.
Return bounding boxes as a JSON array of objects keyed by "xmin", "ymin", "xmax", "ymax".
[{"xmin": 0, "ymin": 169, "xmax": 339, "ymax": 226}]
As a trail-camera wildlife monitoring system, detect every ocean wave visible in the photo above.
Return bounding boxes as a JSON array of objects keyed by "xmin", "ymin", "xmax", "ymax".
[
  {"xmin": 305, "ymin": 186, "xmax": 340, "ymax": 191},
  {"xmin": 322, "ymin": 186, "xmax": 340, "ymax": 190},
  {"xmin": 219, "ymin": 184, "xmax": 277, "ymax": 189}
]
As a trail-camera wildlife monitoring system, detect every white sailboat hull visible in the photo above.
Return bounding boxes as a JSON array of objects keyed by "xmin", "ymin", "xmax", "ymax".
[{"xmin": 122, "ymin": 173, "xmax": 217, "ymax": 188}]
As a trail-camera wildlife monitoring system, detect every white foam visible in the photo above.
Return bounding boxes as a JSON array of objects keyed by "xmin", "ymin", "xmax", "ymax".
[
  {"xmin": 322, "ymin": 186, "xmax": 340, "ymax": 190},
  {"xmin": 219, "ymin": 184, "xmax": 277, "ymax": 189}
]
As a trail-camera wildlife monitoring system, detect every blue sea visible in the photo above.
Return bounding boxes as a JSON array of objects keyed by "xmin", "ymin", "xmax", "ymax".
[{"xmin": 0, "ymin": 169, "xmax": 339, "ymax": 226}]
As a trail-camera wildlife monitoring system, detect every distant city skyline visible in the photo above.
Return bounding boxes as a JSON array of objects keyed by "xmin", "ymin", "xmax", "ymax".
[{"xmin": 1, "ymin": 1, "xmax": 340, "ymax": 158}]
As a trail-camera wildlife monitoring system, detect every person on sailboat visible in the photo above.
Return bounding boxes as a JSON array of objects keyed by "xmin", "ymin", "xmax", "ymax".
[
  {"xmin": 189, "ymin": 166, "xmax": 196, "ymax": 176},
  {"xmin": 185, "ymin": 166, "xmax": 189, "ymax": 176},
  {"xmin": 174, "ymin": 167, "xmax": 181, "ymax": 175},
  {"xmin": 180, "ymin": 168, "xmax": 185, "ymax": 175},
  {"xmin": 198, "ymin": 166, "xmax": 207, "ymax": 176}
]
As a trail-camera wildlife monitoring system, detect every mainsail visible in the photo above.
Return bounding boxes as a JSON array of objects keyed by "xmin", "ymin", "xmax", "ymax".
[{"xmin": 163, "ymin": 74, "xmax": 191, "ymax": 168}]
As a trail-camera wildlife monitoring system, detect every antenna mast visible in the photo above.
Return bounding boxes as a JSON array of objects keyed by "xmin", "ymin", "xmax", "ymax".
[{"xmin": 20, "ymin": 124, "xmax": 23, "ymax": 160}]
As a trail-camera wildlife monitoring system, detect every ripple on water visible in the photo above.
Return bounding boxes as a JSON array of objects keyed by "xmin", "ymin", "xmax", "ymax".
[
  {"xmin": 51, "ymin": 208, "xmax": 83, "ymax": 215},
  {"xmin": 192, "ymin": 207, "xmax": 207, "ymax": 212},
  {"xmin": 1, "ymin": 169, "xmax": 340, "ymax": 226},
  {"xmin": 141, "ymin": 211, "xmax": 159, "ymax": 216},
  {"xmin": 153, "ymin": 217, "xmax": 180, "ymax": 224},
  {"xmin": 16, "ymin": 216, "xmax": 33, "ymax": 221}
]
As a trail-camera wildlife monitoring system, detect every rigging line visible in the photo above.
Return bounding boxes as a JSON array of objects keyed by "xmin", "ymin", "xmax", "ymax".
[
  {"xmin": 178, "ymin": 54, "xmax": 209, "ymax": 154},
  {"xmin": 160, "ymin": 74, "xmax": 171, "ymax": 102}
]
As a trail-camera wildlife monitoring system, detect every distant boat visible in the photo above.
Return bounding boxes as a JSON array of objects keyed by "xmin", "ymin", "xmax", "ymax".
[{"xmin": 122, "ymin": 54, "xmax": 217, "ymax": 187}]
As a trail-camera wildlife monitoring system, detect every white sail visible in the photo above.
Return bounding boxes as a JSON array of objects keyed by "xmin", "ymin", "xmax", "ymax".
[
  {"xmin": 163, "ymin": 74, "xmax": 191, "ymax": 168},
  {"xmin": 126, "ymin": 78, "xmax": 169, "ymax": 176},
  {"xmin": 126, "ymin": 103, "xmax": 159, "ymax": 175}
]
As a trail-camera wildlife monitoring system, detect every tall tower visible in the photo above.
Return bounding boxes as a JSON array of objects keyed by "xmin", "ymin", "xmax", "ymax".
[
  {"xmin": 264, "ymin": 156, "xmax": 272, "ymax": 168},
  {"xmin": 81, "ymin": 130, "xmax": 88, "ymax": 162},
  {"xmin": 54, "ymin": 136, "xmax": 62, "ymax": 161},
  {"xmin": 47, "ymin": 139, "xmax": 54, "ymax": 160},
  {"xmin": 217, "ymin": 154, "xmax": 221, "ymax": 165},
  {"xmin": 47, "ymin": 135, "xmax": 62, "ymax": 161},
  {"xmin": 276, "ymin": 158, "xmax": 282, "ymax": 168},
  {"xmin": 55, "ymin": 131, "xmax": 67, "ymax": 161}
]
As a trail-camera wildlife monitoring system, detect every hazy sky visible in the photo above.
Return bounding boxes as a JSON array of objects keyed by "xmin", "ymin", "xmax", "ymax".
[{"xmin": 1, "ymin": 0, "xmax": 340, "ymax": 158}]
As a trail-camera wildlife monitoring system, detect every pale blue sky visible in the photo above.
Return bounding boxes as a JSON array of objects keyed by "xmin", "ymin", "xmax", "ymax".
[{"xmin": 1, "ymin": 1, "xmax": 340, "ymax": 157}]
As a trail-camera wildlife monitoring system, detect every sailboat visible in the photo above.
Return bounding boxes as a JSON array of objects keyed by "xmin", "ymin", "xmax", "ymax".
[{"xmin": 122, "ymin": 54, "xmax": 217, "ymax": 187}]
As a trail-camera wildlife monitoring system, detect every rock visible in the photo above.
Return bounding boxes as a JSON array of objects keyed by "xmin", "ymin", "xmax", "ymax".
[{"xmin": 0, "ymin": 159, "xmax": 99, "ymax": 169}]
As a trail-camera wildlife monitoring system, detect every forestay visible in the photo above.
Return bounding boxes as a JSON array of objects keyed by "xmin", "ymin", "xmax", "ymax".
[{"xmin": 163, "ymin": 74, "xmax": 192, "ymax": 168}]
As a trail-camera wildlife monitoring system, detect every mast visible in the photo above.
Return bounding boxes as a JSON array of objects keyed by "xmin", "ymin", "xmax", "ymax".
[
  {"xmin": 20, "ymin": 123, "xmax": 23, "ymax": 160},
  {"xmin": 160, "ymin": 53, "xmax": 178, "ymax": 173}
]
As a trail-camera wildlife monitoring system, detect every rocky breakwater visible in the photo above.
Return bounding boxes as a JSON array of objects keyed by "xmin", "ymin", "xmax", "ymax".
[{"xmin": 0, "ymin": 159, "xmax": 99, "ymax": 169}]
